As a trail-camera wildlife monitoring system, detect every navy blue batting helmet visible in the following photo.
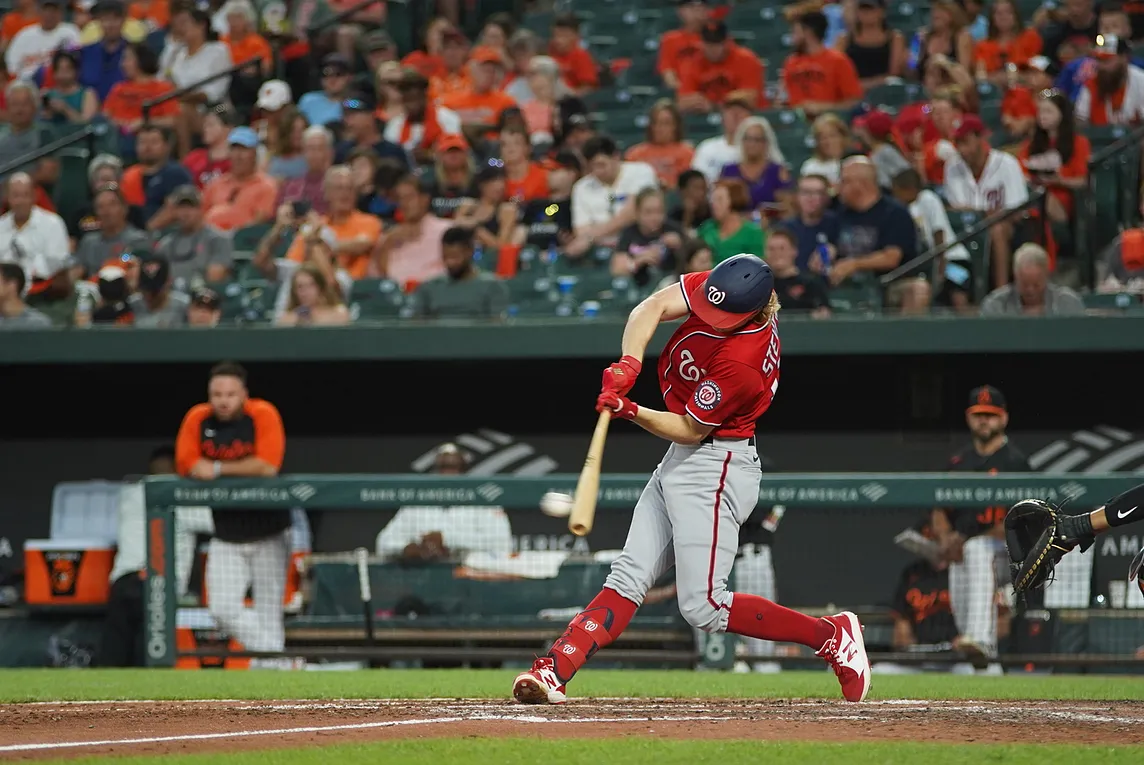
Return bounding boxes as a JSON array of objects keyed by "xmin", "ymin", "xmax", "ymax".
[{"xmin": 688, "ymin": 254, "xmax": 775, "ymax": 330}]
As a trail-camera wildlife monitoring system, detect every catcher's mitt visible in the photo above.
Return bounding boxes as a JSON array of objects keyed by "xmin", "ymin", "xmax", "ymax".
[{"xmin": 1005, "ymin": 499, "xmax": 1093, "ymax": 594}]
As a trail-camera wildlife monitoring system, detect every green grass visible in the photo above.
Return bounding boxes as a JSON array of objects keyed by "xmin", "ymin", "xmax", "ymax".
[
  {"xmin": 38, "ymin": 740, "xmax": 1144, "ymax": 765},
  {"xmin": 2, "ymin": 668, "xmax": 1144, "ymax": 703}
]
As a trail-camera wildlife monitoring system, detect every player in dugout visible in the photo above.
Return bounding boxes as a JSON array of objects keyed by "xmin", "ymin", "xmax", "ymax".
[{"xmin": 175, "ymin": 361, "xmax": 290, "ymax": 662}]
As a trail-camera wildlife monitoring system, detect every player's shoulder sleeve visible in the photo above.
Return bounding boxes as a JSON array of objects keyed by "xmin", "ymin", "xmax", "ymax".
[
  {"xmin": 678, "ymin": 270, "xmax": 708, "ymax": 311},
  {"xmin": 175, "ymin": 403, "xmax": 212, "ymax": 476},
  {"xmin": 685, "ymin": 357, "xmax": 757, "ymax": 427},
  {"xmin": 246, "ymin": 398, "xmax": 286, "ymax": 469}
]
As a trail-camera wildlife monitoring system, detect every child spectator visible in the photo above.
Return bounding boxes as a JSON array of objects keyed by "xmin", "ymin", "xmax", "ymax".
[{"xmin": 624, "ymin": 100, "xmax": 695, "ymax": 189}]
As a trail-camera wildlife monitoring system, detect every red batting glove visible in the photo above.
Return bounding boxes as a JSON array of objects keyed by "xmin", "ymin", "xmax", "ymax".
[
  {"xmin": 601, "ymin": 355, "xmax": 642, "ymax": 395},
  {"xmin": 596, "ymin": 390, "xmax": 638, "ymax": 420}
]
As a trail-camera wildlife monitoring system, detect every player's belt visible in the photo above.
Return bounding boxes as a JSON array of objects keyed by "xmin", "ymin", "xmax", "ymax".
[{"xmin": 700, "ymin": 435, "xmax": 756, "ymax": 447}]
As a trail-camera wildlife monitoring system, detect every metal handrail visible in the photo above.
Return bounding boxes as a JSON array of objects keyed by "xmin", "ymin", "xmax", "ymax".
[
  {"xmin": 0, "ymin": 123, "xmax": 101, "ymax": 178},
  {"xmin": 142, "ymin": 57, "xmax": 262, "ymax": 120}
]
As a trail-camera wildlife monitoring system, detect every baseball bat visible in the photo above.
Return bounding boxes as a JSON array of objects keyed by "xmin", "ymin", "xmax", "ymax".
[
  {"xmin": 354, "ymin": 547, "xmax": 376, "ymax": 649},
  {"xmin": 569, "ymin": 410, "xmax": 611, "ymax": 537}
]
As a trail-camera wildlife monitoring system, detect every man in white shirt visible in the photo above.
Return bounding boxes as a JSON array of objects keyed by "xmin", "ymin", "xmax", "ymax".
[
  {"xmin": 892, "ymin": 168, "xmax": 973, "ymax": 311},
  {"xmin": 4, "ymin": 0, "xmax": 80, "ymax": 80},
  {"xmin": 568, "ymin": 134, "xmax": 657, "ymax": 257},
  {"xmin": 691, "ymin": 90, "xmax": 753, "ymax": 183},
  {"xmin": 0, "ymin": 172, "xmax": 71, "ymax": 292},
  {"xmin": 943, "ymin": 115, "xmax": 1028, "ymax": 288},
  {"xmin": 375, "ymin": 444, "xmax": 513, "ymax": 561},
  {"xmin": 1075, "ymin": 34, "xmax": 1144, "ymax": 126}
]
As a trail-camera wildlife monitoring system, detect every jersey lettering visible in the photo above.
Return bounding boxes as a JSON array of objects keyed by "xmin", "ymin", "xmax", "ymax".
[
  {"xmin": 678, "ymin": 349, "xmax": 707, "ymax": 382},
  {"xmin": 762, "ymin": 328, "xmax": 781, "ymax": 396}
]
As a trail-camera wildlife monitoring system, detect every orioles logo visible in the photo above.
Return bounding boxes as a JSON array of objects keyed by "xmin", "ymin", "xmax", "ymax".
[{"xmin": 48, "ymin": 555, "xmax": 79, "ymax": 597}]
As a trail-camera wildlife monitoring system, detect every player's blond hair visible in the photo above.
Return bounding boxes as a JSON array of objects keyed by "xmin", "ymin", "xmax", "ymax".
[{"xmin": 754, "ymin": 290, "xmax": 781, "ymax": 323}]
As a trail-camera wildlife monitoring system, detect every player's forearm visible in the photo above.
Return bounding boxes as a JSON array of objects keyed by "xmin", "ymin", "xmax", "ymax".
[
  {"xmin": 1089, "ymin": 482, "xmax": 1144, "ymax": 533},
  {"xmin": 630, "ymin": 406, "xmax": 708, "ymax": 445},
  {"xmin": 621, "ymin": 297, "xmax": 667, "ymax": 360},
  {"xmin": 217, "ymin": 457, "xmax": 279, "ymax": 477}
]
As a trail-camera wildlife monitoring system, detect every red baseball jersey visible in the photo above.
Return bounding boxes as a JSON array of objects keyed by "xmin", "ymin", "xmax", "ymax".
[{"xmin": 656, "ymin": 271, "xmax": 781, "ymax": 439}]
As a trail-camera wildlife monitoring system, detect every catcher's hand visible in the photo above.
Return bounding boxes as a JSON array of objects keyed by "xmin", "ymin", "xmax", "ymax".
[{"xmin": 1005, "ymin": 499, "xmax": 1094, "ymax": 594}]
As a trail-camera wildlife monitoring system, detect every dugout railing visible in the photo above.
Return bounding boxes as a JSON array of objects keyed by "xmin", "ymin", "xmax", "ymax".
[{"xmin": 142, "ymin": 473, "xmax": 1144, "ymax": 670}]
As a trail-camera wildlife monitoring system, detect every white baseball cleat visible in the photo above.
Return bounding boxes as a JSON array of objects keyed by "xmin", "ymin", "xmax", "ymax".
[
  {"xmin": 815, "ymin": 611, "xmax": 871, "ymax": 702},
  {"xmin": 512, "ymin": 657, "xmax": 567, "ymax": 704}
]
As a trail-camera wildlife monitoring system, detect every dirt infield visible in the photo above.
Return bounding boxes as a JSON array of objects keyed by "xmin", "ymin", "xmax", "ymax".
[{"xmin": 3, "ymin": 697, "xmax": 1144, "ymax": 759}]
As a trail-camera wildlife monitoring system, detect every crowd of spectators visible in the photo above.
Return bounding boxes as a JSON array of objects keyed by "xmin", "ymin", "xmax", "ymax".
[{"xmin": 0, "ymin": 0, "xmax": 1142, "ymax": 330}]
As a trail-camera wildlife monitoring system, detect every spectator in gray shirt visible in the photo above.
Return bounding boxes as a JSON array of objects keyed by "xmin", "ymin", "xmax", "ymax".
[
  {"xmin": 75, "ymin": 185, "xmax": 151, "ymax": 278},
  {"xmin": 0, "ymin": 262, "xmax": 51, "ymax": 327},
  {"xmin": 855, "ymin": 110, "xmax": 911, "ymax": 190},
  {"xmin": 411, "ymin": 226, "xmax": 508, "ymax": 319},
  {"xmin": 980, "ymin": 243, "xmax": 1085, "ymax": 316},
  {"xmin": 129, "ymin": 256, "xmax": 190, "ymax": 327},
  {"xmin": 0, "ymin": 81, "xmax": 54, "ymax": 185},
  {"xmin": 153, "ymin": 185, "xmax": 233, "ymax": 292}
]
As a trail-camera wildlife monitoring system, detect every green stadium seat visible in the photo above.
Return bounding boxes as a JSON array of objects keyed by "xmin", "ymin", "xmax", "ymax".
[
  {"xmin": 829, "ymin": 281, "xmax": 883, "ymax": 312},
  {"xmin": 232, "ymin": 222, "xmax": 272, "ymax": 255},
  {"xmin": 349, "ymin": 278, "xmax": 406, "ymax": 320},
  {"xmin": 1082, "ymin": 292, "xmax": 1143, "ymax": 311}
]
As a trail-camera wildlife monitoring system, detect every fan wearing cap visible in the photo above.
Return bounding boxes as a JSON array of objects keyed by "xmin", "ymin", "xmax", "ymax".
[
  {"xmin": 657, "ymin": 0, "xmax": 710, "ymax": 91},
  {"xmin": 357, "ymin": 29, "xmax": 397, "ymax": 96},
  {"xmin": 428, "ymin": 28, "xmax": 472, "ymax": 103},
  {"xmin": 86, "ymin": 263, "xmax": 133, "ymax": 325},
  {"xmin": 929, "ymin": 385, "xmax": 1032, "ymax": 662},
  {"xmin": 128, "ymin": 255, "xmax": 190, "ymax": 327},
  {"xmin": 1098, "ymin": 227, "xmax": 1144, "ymax": 291},
  {"xmin": 3, "ymin": 0, "xmax": 79, "ymax": 80},
  {"xmin": 783, "ymin": 11, "xmax": 863, "ymax": 117},
  {"xmin": 439, "ymin": 45, "xmax": 516, "ymax": 139},
  {"xmin": 154, "ymin": 184, "xmax": 234, "ymax": 289},
  {"xmin": 384, "ymin": 69, "xmax": 464, "ymax": 164},
  {"xmin": 187, "ymin": 286, "xmax": 222, "ymax": 326},
  {"xmin": 333, "ymin": 93, "xmax": 407, "ymax": 167},
  {"xmin": 513, "ymin": 255, "xmax": 876, "ymax": 707},
  {"xmin": 74, "ymin": 183, "xmax": 149, "ymax": 278},
  {"xmin": 298, "ymin": 53, "xmax": 354, "ymax": 127},
  {"xmin": 1075, "ymin": 33, "xmax": 1144, "ymax": 125},
  {"xmin": 200, "ymin": 127, "xmax": 278, "ymax": 232},
  {"xmin": 1053, "ymin": 4, "xmax": 1144, "ymax": 100},
  {"xmin": 853, "ymin": 109, "xmax": 911, "ymax": 190},
  {"xmin": 547, "ymin": 12, "xmax": 597, "ymax": 94},
  {"xmin": 677, "ymin": 20, "xmax": 765, "ymax": 113},
  {"xmin": 942, "ymin": 114, "xmax": 1029, "ymax": 286}
]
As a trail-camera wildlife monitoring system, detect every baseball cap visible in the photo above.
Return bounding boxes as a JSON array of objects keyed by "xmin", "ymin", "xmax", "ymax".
[
  {"xmin": 91, "ymin": 0, "xmax": 125, "ymax": 14},
  {"xmin": 191, "ymin": 287, "xmax": 220, "ymax": 309},
  {"xmin": 138, "ymin": 257, "xmax": 170, "ymax": 293},
  {"xmin": 228, "ymin": 126, "xmax": 259, "ymax": 149},
  {"xmin": 687, "ymin": 254, "xmax": 775, "ymax": 331},
  {"xmin": 436, "ymin": 133, "xmax": 469, "ymax": 152},
  {"xmin": 470, "ymin": 45, "xmax": 503, "ymax": 65},
  {"xmin": 700, "ymin": 21, "xmax": 728, "ymax": 43},
  {"xmin": 363, "ymin": 29, "xmax": 395, "ymax": 52},
  {"xmin": 953, "ymin": 114, "xmax": 988, "ymax": 140},
  {"xmin": 169, "ymin": 184, "xmax": 201, "ymax": 206},
  {"xmin": 341, "ymin": 92, "xmax": 376, "ymax": 112},
  {"xmin": 1094, "ymin": 33, "xmax": 1129, "ymax": 58},
  {"xmin": 256, "ymin": 79, "xmax": 292, "ymax": 111},
  {"xmin": 967, "ymin": 385, "xmax": 1007, "ymax": 416},
  {"xmin": 855, "ymin": 109, "xmax": 894, "ymax": 140},
  {"xmin": 321, "ymin": 53, "xmax": 351, "ymax": 76}
]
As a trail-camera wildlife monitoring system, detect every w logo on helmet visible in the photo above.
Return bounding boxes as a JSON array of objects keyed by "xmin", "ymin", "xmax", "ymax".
[{"xmin": 707, "ymin": 286, "xmax": 726, "ymax": 305}]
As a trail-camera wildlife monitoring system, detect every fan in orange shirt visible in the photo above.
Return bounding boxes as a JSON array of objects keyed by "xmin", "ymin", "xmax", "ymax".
[
  {"xmin": 783, "ymin": 11, "xmax": 863, "ymax": 117},
  {"xmin": 972, "ymin": 0, "xmax": 1042, "ymax": 81},
  {"xmin": 678, "ymin": 21, "xmax": 766, "ymax": 112},
  {"xmin": 501, "ymin": 126, "xmax": 550, "ymax": 203},
  {"xmin": 548, "ymin": 12, "xmax": 598, "ymax": 94},
  {"xmin": 221, "ymin": 1, "xmax": 274, "ymax": 77},
  {"xmin": 285, "ymin": 166, "xmax": 381, "ymax": 279},
  {"xmin": 1018, "ymin": 89, "xmax": 1090, "ymax": 223},
  {"xmin": 440, "ymin": 47, "xmax": 516, "ymax": 135},
  {"xmin": 428, "ymin": 28, "xmax": 471, "ymax": 103},
  {"xmin": 624, "ymin": 100, "xmax": 695, "ymax": 188},
  {"xmin": 0, "ymin": 0, "xmax": 36, "ymax": 49},
  {"xmin": 402, "ymin": 17, "xmax": 453, "ymax": 80},
  {"xmin": 658, "ymin": 0, "xmax": 709, "ymax": 89},
  {"xmin": 129, "ymin": 0, "xmax": 168, "ymax": 29},
  {"xmin": 1000, "ymin": 56, "xmax": 1054, "ymax": 140}
]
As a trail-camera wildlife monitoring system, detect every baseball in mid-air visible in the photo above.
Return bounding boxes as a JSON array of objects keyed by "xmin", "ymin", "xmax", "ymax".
[{"xmin": 540, "ymin": 491, "xmax": 574, "ymax": 518}]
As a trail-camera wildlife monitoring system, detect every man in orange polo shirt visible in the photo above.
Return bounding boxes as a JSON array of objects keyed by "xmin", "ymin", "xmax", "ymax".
[
  {"xmin": 285, "ymin": 165, "xmax": 382, "ymax": 279},
  {"xmin": 783, "ymin": 11, "xmax": 863, "ymax": 116},
  {"xmin": 658, "ymin": 0, "xmax": 709, "ymax": 90},
  {"xmin": 201, "ymin": 127, "xmax": 278, "ymax": 232},
  {"xmin": 548, "ymin": 12, "xmax": 598, "ymax": 94},
  {"xmin": 440, "ymin": 46, "xmax": 516, "ymax": 136},
  {"xmin": 678, "ymin": 21, "xmax": 766, "ymax": 113}
]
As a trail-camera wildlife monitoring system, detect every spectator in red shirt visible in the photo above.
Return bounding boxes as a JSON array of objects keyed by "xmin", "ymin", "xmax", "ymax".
[
  {"xmin": 784, "ymin": 11, "xmax": 863, "ymax": 117},
  {"xmin": 678, "ymin": 21, "xmax": 766, "ymax": 112},
  {"xmin": 1002, "ymin": 56, "xmax": 1056, "ymax": 140},
  {"xmin": 548, "ymin": 12, "xmax": 598, "ymax": 94},
  {"xmin": 182, "ymin": 105, "xmax": 236, "ymax": 189},
  {"xmin": 658, "ymin": 0, "xmax": 710, "ymax": 90}
]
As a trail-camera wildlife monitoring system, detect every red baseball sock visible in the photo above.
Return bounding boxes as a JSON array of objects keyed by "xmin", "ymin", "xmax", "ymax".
[
  {"xmin": 548, "ymin": 587, "xmax": 637, "ymax": 683},
  {"xmin": 727, "ymin": 593, "xmax": 835, "ymax": 649}
]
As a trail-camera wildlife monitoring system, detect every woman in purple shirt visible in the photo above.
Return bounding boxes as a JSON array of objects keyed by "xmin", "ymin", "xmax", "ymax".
[{"xmin": 719, "ymin": 116, "xmax": 794, "ymax": 223}]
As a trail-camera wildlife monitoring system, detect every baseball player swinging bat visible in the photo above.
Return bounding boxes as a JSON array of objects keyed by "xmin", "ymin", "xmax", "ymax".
[
  {"xmin": 512, "ymin": 255, "xmax": 872, "ymax": 706},
  {"xmin": 568, "ymin": 411, "xmax": 611, "ymax": 537}
]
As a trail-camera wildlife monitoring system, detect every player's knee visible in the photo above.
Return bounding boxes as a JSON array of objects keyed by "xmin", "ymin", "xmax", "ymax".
[
  {"xmin": 208, "ymin": 597, "xmax": 244, "ymax": 625},
  {"xmin": 603, "ymin": 565, "xmax": 647, "ymax": 607},
  {"xmin": 677, "ymin": 595, "xmax": 724, "ymax": 633}
]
